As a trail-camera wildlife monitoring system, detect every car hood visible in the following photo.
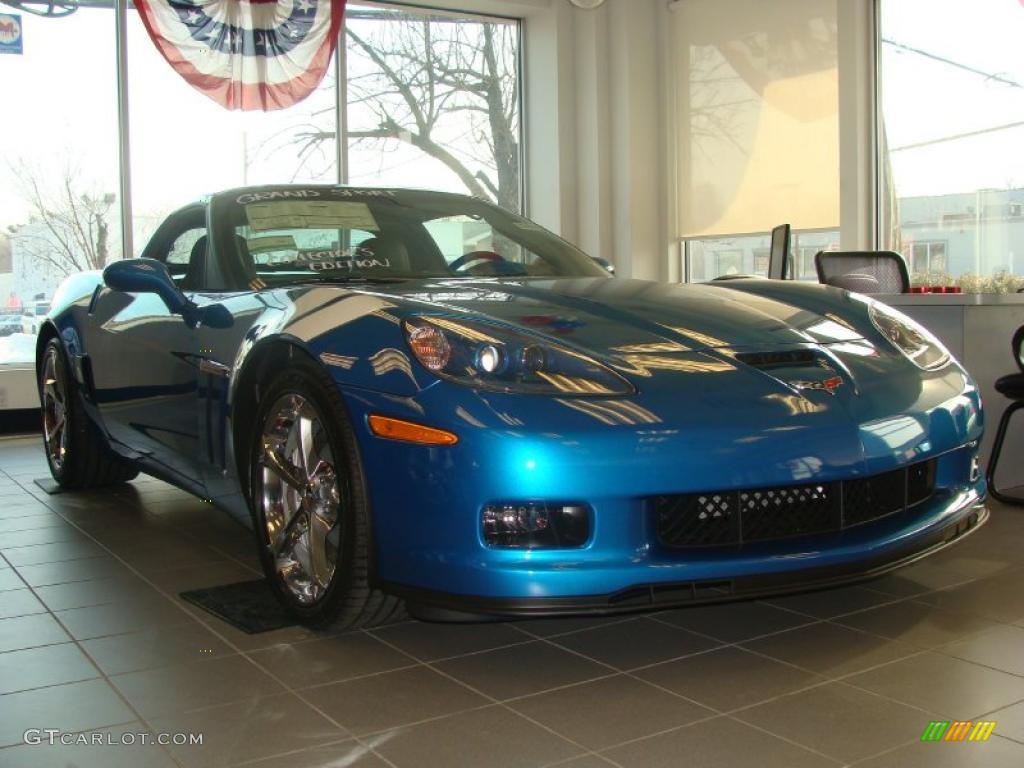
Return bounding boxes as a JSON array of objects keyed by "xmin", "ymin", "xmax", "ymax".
[{"xmin": 376, "ymin": 277, "xmax": 867, "ymax": 355}]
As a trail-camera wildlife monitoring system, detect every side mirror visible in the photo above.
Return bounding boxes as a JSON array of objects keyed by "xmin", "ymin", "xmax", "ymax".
[
  {"xmin": 592, "ymin": 256, "xmax": 616, "ymax": 275},
  {"xmin": 103, "ymin": 258, "xmax": 191, "ymax": 315}
]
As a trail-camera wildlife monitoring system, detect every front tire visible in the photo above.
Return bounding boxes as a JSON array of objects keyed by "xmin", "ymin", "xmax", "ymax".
[
  {"xmin": 250, "ymin": 358, "xmax": 403, "ymax": 629},
  {"xmin": 39, "ymin": 339, "xmax": 138, "ymax": 489}
]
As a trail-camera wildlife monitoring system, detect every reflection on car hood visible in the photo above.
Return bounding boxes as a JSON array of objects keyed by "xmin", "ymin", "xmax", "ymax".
[{"xmin": 364, "ymin": 277, "xmax": 866, "ymax": 354}]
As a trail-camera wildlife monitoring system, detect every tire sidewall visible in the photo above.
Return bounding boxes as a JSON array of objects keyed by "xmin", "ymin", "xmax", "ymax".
[
  {"xmin": 39, "ymin": 339, "xmax": 80, "ymax": 484},
  {"xmin": 250, "ymin": 361, "xmax": 365, "ymax": 625}
]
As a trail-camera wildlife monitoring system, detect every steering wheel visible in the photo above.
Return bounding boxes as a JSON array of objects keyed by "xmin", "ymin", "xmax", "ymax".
[{"xmin": 449, "ymin": 250, "xmax": 507, "ymax": 273}]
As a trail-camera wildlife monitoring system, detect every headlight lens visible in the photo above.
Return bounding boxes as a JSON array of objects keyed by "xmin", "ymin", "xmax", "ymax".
[
  {"xmin": 868, "ymin": 301, "xmax": 950, "ymax": 370},
  {"xmin": 403, "ymin": 316, "xmax": 634, "ymax": 396}
]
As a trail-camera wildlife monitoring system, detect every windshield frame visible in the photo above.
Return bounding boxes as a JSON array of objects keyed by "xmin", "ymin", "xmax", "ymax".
[{"xmin": 209, "ymin": 185, "xmax": 610, "ymax": 290}]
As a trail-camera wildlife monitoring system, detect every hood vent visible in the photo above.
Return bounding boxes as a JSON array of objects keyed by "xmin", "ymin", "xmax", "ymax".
[{"xmin": 735, "ymin": 349, "xmax": 816, "ymax": 370}]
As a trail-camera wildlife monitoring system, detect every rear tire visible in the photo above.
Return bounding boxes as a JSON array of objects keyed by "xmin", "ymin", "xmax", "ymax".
[
  {"xmin": 39, "ymin": 339, "xmax": 139, "ymax": 489},
  {"xmin": 250, "ymin": 356, "xmax": 403, "ymax": 629}
]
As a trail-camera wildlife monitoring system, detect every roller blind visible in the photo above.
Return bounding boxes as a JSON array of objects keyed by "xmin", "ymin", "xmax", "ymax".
[{"xmin": 675, "ymin": 0, "xmax": 840, "ymax": 238}]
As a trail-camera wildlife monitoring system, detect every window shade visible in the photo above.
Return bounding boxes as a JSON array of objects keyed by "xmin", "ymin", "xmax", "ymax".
[{"xmin": 675, "ymin": 0, "xmax": 840, "ymax": 238}]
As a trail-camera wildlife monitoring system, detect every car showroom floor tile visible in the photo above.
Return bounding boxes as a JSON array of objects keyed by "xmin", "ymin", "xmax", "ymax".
[
  {"xmin": 0, "ymin": 641, "xmax": 100, "ymax": 695},
  {"xmin": 0, "ymin": 435, "xmax": 1023, "ymax": 767},
  {"xmin": 300, "ymin": 665, "xmax": 490, "ymax": 737},
  {"xmin": 733, "ymin": 682, "xmax": 929, "ymax": 765},
  {"xmin": 632, "ymin": 645, "xmax": 827, "ymax": 712},
  {"xmin": 545, "ymin": 615, "xmax": 721, "ymax": 671},
  {"xmin": 851, "ymin": 736, "xmax": 1024, "ymax": 768},
  {"xmin": 507, "ymin": 674, "xmax": 714, "ymax": 752},
  {"xmin": 434, "ymin": 639, "xmax": 611, "ymax": 700},
  {"xmin": 604, "ymin": 714, "xmax": 841, "ymax": 768},
  {"xmin": 846, "ymin": 651, "xmax": 1024, "ymax": 719},
  {"xmin": 368, "ymin": 704, "xmax": 585, "ymax": 768}
]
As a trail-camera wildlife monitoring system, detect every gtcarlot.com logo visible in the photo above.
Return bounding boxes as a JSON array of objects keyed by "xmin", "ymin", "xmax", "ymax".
[
  {"xmin": 920, "ymin": 721, "xmax": 997, "ymax": 742},
  {"xmin": 24, "ymin": 730, "xmax": 203, "ymax": 747}
]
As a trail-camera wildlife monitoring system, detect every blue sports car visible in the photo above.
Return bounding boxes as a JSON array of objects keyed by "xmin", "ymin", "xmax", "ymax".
[{"xmin": 37, "ymin": 185, "xmax": 987, "ymax": 627}]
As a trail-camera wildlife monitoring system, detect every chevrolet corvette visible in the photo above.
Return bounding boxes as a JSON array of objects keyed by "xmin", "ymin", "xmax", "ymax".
[{"xmin": 36, "ymin": 185, "xmax": 987, "ymax": 627}]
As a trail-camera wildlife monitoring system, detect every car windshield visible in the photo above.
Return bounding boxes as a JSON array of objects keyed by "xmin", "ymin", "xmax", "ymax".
[{"xmin": 215, "ymin": 187, "xmax": 609, "ymax": 285}]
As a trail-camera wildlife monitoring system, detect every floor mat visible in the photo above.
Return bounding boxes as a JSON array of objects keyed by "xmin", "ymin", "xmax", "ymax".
[
  {"xmin": 33, "ymin": 477, "xmax": 63, "ymax": 495},
  {"xmin": 180, "ymin": 579, "xmax": 297, "ymax": 634}
]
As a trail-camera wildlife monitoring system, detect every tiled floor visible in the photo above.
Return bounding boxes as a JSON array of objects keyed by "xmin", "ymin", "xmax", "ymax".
[{"xmin": 0, "ymin": 434, "xmax": 1023, "ymax": 767}]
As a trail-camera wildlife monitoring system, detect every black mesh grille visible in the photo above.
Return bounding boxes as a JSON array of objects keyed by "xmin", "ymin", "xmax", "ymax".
[
  {"xmin": 655, "ymin": 459, "xmax": 937, "ymax": 549},
  {"xmin": 740, "ymin": 484, "xmax": 839, "ymax": 541},
  {"xmin": 842, "ymin": 467, "xmax": 905, "ymax": 527}
]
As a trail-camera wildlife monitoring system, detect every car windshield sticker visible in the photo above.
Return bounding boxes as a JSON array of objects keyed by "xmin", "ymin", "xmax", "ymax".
[
  {"xmin": 235, "ymin": 189, "xmax": 398, "ymax": 205},
  {"xmin": 245, "ymin": 201, "xmax": 380, "ymax": 232},
  {"xmin": 253, "ymin": 245, "xmax": 392, "ymax": 272},
  {"xmin": 247, "ymin": 235, "xmax": 297, "ymax": 254}
]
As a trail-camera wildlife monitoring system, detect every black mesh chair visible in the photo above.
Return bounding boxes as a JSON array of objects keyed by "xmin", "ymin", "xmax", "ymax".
[
  {"xmin": 815, "ymin": 250, "xmax": 910, "ymax": 294},
  {"xmin": 986, "ymin": 325, "xmax": 1024, "ymax": 506}
]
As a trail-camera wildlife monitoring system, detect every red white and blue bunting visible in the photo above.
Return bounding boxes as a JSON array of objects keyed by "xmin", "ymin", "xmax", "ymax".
[{"xmin": 134, "ymin": 0, "xmax": 346, "ymax": 111}]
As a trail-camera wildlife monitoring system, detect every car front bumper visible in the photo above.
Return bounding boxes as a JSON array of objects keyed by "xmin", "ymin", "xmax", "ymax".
[
  {"xmin": 381, "ymin": 497, "xmax": 987, "ymax": 618},
  {"xmin": 339, "ymin": 375, "xmax": 986, "ymax": 616}
]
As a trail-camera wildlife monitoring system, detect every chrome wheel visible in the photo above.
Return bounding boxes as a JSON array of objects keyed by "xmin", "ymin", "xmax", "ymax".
[
  {"xmin": 259, "ymin": 393, "xmax": 341, "ymax": 604},
  {"xmin": 41, "ymin": 346, "xmax": 69, "ymax": 472}
]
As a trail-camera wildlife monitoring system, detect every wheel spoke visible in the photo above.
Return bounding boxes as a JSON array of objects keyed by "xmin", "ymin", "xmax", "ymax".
[
  {"xmin": 261, "ymin": 438, "xmax": 306, "ymax": 491},
  {"xmin": 45, "ymin": 413, "xmax": 65, "ymax": 443},
  {"xmin": 307, "ymin": 511, "xmax": 334, "ymax": 588},
  {"xmin": 297, "ymin": 411, "xmax": 316, "ymax": 479},
  {"xmin": 270, "ymin": 505, "xmax": 306, "ymax": 556}
]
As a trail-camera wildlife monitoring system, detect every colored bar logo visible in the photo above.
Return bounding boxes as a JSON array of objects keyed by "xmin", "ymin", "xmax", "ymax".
[{"xmin": 921, "ymin": 721, "xmax": 996, "ymax": 742}]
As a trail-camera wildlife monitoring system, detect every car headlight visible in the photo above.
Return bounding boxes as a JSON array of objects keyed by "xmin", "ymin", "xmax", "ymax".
[
  {"xmin": 868, "ymin": 301, "xmax": 950, "ymax": 370},
  {"xmin": 403, "ymin": 316, "xmax": 634, "ymax": 396}
]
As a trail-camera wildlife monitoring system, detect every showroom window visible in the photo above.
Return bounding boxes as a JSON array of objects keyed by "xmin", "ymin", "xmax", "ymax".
[
  {"xmin": 879, "ymin": 0, "xmax": 1024, "ymax": 284},
  {"xmin": 672, "ymin": 0, "xmax": 841, "ymax": 282},
  {"xmin": 684, "ymin": 231, "xmax": 839, "ymax": 282},
  {"xmin": 126, "ymin": 4, "xmax": 340, "ymax": 255},
  {"xmin": 0, "ymin": 1, "xmax": 522, "ymax": 375},
  {"xmin": 0, "ymin": 5, "xmax": 120, "ymax": 366},
  {"xmin": 345, "ymin": 5, "xmax": 522, "ymax": 213}
]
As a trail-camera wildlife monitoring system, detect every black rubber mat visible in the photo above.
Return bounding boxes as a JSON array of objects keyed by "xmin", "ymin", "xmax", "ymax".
[
  {"xmin": 180, "ymin": 579, "xmax": 297, "ymax": 634},
  {"xmin": 33, "ymin": 477, "xmax": 63, "ymax": 495}
]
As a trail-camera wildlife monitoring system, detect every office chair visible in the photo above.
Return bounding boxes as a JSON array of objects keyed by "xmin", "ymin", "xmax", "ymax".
[
  {"xmin": 986, "ymin": 325, "xmax": 1024, "ymax": 506},
  {"xmin": 815, "ymin": 250, "xmax": 910, "ymax": 294}
]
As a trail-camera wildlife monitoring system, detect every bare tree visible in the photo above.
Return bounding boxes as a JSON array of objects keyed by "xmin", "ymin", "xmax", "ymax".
[
  {"xmin": 277, "ymin": 12, "xmax": 521, "ymax": 212},
  {"xmin": 9, "ymin": 160, "xmax": 116, "ymax": 277}
]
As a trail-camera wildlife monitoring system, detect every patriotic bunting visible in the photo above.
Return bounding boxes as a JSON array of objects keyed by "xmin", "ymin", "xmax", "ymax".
[{"xmin": 134, "ymin": 0, "xmax": 346, "ymax": 111}]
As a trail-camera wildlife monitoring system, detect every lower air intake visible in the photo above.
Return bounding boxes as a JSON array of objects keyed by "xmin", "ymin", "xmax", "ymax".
[{"xmin": 654, "ymin": 459, "xmax": 937, "ymax": 549}]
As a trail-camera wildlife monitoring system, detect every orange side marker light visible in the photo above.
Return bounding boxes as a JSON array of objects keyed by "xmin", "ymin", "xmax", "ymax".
[{"xmin": 368, "ymin": 415, "xmax": 458, "ymax": 446}]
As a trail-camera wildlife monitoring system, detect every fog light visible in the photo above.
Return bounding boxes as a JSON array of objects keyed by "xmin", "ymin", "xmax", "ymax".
[{"xmin": 482, "ymin": 502, "xmax": 590, "ymax": 548}]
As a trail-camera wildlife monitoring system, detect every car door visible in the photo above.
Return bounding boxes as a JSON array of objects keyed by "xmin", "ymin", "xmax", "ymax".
[{"xmin": 85, "ymin": 206, "xmax": 208, "ymax": 488}]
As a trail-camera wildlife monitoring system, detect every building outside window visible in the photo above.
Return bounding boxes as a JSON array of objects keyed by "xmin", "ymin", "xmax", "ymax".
[
  {"xmin": 879, "ymin": 0, "xmax": 1024, "ymax": 285},
  {"xmin": 907, "ymin": 239, "xmax": 949, "ymax": 275}
]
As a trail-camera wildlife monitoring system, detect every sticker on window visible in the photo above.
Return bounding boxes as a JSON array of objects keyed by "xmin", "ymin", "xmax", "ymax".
[
  {"xmin": 247, "ymin": 235, "xmax": 297, "ymax": 254},
  {"xmin": 245, "ymin": 201, "xmax": 380, "ymax": 233},
  {"xmin": 309, "ymin": 257, "xmax": 391, "ymax": 272}
]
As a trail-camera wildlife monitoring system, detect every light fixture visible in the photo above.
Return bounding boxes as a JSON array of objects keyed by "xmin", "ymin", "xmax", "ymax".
[{"xmin": 569, "ymin": 0, "xmax": 606, "ymax": 9}]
